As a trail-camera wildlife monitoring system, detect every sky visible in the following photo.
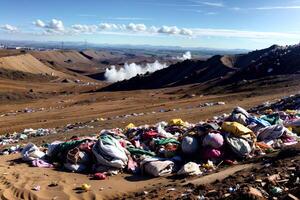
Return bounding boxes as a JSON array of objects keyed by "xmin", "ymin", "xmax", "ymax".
[{"xmin": 1, "ymin": 0, "xmax": 300, "ymax": 49}]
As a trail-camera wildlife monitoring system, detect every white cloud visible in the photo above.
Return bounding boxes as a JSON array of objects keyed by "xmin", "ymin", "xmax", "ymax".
[
  {"xmin": 157, "ymin": 26, "xmax": 193, "ymax": 36},
  {"xmin": 126, "ymin": 23, "xmax": 147, "ymax": 32},
  {"xmin": 33, "ymin": 19, "xmax": 45, "ymax": 28},
  {"xmin": 148, "ymin": 26, "xmax": 159, "ymax": 33},
  {"xmin": 34, "ymin": 19, "xmax": 64, "ymax": 33},
  {"xmin": 7, "ymin": 20, "xmax": 299, "ymax": 41},
  {"xmin": 47, "ymin": 19, "xmax": 64, "ymax": 31},
  {"xmin": 180, "ymin": 28, "xmax": 193, "ymax": 36},
  {"xmin": 72, "ymin": 24, "xmax": 98, "ymax": 34},
  {"xmin": 158, "ymin": 26, "xmax": 180, "ymax": 34},
  {"xmin": 99, "ymin": 23, "xmax": 118, "ymax": 30},
  {"xmin": 97, "ymin": 23, "xmax": 193, "ymax": 36},
  {"xmin": 201, "ymin": 1, "xmax": 224, "ymax": 7},
  {"xmin": 0, "ymin": 24, "xmax": 18, "ymax": 32}
]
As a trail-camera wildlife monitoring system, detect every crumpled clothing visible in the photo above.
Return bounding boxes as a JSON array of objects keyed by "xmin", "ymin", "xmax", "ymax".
[
  {"xmin": 155, "ymin": 138, "xmax": 180, "ymax": 146},
  {"xmin": 142, "ymin": 158, "xmax": 174, "ymax": 177},
  {"xmin": 181, "ymin": 136, "xmax": 199, "ymax": 154},
  {"xmin": 189, "ymin": 123, "xmax": 220, "ymax": 136},
  {"xmin": 92, "ymin": 134, "xmax": 128, "ymax": 169},
  {"xmin": 48, "ymin": 139, "xmax": 92, "ymax": 160},
  {"xmin": 66, "ymin": 148, "xmax": 91, "ymax": 164},
  {"xmin": 21, "ymin": 143, "xmax": 45, "ymax": 162},
  {"xmin": 230, "ymin": 113, "xmax": 248, "ymax": 126},
  {"xmin": 143, "ymin": 130, "xmax": 158, "ymax": 140},
  {"xmin": 260, "ymin": 114, "xmax": 281, "ymax": 125},
  {"xmin": 127, "ymin": 156, "xmax": 138, "ymax": 173},
  {"xmin": 248, "ymin": 117, "xmax": 271, "ymax": 127},
  {"xmin": 32, "ymin": 159, "xmax": 53, "ymax": 168},
  {"xmin": 127, "ymin": 147, "xmax": 155, "ymax": 157},
  {"xmin": 202, "ymin": 132, "xmax": 224, "ymax": 149},
  {"xmin": 78, "ymin": 141, "xmax": 95, "ymax": 153},
  {"xmin": 225, "ymin": 134, "xmax": 252, "ymax": 158},
  {"xmin": 257, "ymin": 125, "xmax": 289, "ymax": 142},
  {"xmin": 232, "ymin": 107, "xmax": 251, "ymax": 119},
  {"xmin": 177, "ymin": 162, "xmax": 202, "ymax": 176},
  {"xmin": 202, "ymin": 148, "xmax": 222, "ymax": 160},
  {"xmin": 157, "ymin": 122, "xmax": 176, "ymax": 138},
  {"xmin": 222, "ymin": 122, "xmax": 254, "ymax": 137},
  {"xmin": 46, "ymin": 141, "xmax": 63, "ymax": 157},
  {"xmin": 284, "ymin": 119, "xmax": 300, "ymax": 127}
]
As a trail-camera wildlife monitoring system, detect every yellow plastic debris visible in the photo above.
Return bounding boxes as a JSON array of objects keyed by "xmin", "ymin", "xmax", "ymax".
[
  {"xmin": 203, "ymin": 160, "xmax": 215, "ymax": 169},
  {"xmin": 125, "ymin": 123, "xmax": 136, "ymax": 129},
  {"xmin": 222, "ymin": 122, "xmax": 253, "ymax": 137},
  {"xmin": 286, "ymin": 109, "xmax": 298, "ymax": 115},
  {"xmin": 169, "ymin": 119, "xmax": 185, "ymax": 126},
  {"xmin": 81, "ymin": 183, "xmax": 91, "ymax": 191}
]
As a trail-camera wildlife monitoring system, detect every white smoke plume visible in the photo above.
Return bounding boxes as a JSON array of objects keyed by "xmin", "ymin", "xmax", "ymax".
[
  {"xmin": 177, "ymin": 51, "xmax": 192, "ymax": 60},
  {"xmin": 105, "ymin": 61, "xmax": 168, "ymax": 82}
]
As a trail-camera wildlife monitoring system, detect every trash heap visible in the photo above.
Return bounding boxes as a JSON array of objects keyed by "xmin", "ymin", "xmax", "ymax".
[
  {"xmin": 249, "ymin": 94, "xmax": 300, "ymax": 113},
  {"xmin": 17, "ymin": 105, "xmax": 300, "ymax": 180},
  {"xmin": 126, "ymin": 144, "xmax": 300, "ymax": 200},
  {"xmin": 0, "ymin": 128, "xmax": 56, "ymax": 153}
]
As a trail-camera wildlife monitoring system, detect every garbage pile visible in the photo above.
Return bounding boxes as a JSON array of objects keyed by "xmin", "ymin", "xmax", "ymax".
[
  {"xmin": 0, "ymin": 128, "xmax": 56, "ymax": 155},
  {"xmin": 126, "ymin": 144, "xmax": 300, "ymax": 200},
  {"xmin": 0, "ymin": 101, "xmax": 227, "ymax": 151},
  {"xmin": 0, "ymin": 128, "xmax": 56, "ymax": 146},
  {"xmin": 249, "ymin": 94, "xmax": 300, "ymax": 113},
  {"xmin": 17, "ymin": 105, "xmax": 299, "ymax": 180}
]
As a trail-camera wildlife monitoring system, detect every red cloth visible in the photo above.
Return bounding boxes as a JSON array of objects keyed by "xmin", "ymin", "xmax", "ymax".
[
  {"xmin": 143, "ymin": 130, "xmax": 158, "ymax": 140},
  {"xmin": 94, "ymin": 173, "xmax": 107, "ymax": 180}
]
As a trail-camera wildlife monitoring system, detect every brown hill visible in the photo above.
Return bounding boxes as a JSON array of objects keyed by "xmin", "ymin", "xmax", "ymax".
[
  {"xmin": 0, "ymin": 54, "xmax": 64, "ymax": 76},
  {"xmin": 101, "ymin": 55, "xmax": 237, "ymax": 91},
  {"xmin": 101, "ymin": 44, "xmax": 300, "ymax": 91},
  {"xmin": 30, "ymin": 50, "xmax": 103, "ymax": 74}
]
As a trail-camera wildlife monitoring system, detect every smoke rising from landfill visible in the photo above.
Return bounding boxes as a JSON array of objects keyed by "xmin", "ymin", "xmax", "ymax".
[
  {"xmin": 177, "ymin": 51, "xmax": 192, "ymax": 60},
  {"xmin": 104, "ymin": 61, "xmax": 168, "ymax": 82},
  {"xmin": 105, "ymin": 52, "xmax": 192, "ymax": 82}
]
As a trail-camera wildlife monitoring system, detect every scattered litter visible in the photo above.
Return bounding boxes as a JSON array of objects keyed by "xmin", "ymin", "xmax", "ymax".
[
  {"xmin": 81, "ymin": 183, "xmax": 91, "ymax": 191},
  {"xmin": 32, "ymin": 185, "xmax": 41, "ymax": 191}
]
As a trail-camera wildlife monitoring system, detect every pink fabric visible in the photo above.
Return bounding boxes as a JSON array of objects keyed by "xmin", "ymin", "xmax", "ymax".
[
  {"xmin": 32, "ymin": 159, "xmax": 53, "ymax": 168},
  {"xmin": 131, "ymin": 140, "xmax": 141, "ymax": 148},
  {"xmin": 94, "ymin": 173, "xmax": 107, "ymax": 180},
  {"xmin": 203, "ymin": 132, "xmax": 224, "ymax": 148},
  {"xmin": 79, "ymin": 141, "xmax": 96, "ymax": 153},
  {"xmin": 127, "ymin": 156, "xmax": 138, "ymax": 173},
  {"xmin": 202, "ymin": 148, "xmax": 222, "ymax": 160}
]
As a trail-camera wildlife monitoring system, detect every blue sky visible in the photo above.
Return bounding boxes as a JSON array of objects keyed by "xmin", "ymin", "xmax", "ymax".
[{"xmin": 1, "ymin": 0, "xmax": 300, "ymax": 49}]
